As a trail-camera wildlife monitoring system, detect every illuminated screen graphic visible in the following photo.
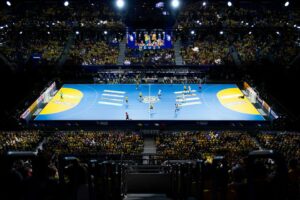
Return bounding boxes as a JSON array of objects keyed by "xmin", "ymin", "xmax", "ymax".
[{"xmin": 127, "ymin": 30, "xmax": 172, "ymax": 50}]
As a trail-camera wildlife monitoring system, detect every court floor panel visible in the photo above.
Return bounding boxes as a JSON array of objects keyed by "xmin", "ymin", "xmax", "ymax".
[{"xmin": 35, "ymin": 84, "xmax": 265, "ymax": 121}]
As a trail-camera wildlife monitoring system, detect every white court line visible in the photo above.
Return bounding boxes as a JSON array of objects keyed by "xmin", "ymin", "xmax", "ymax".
[
  {"xmin": 101, "ymin": 97, "xmax": 123, "ymax": 102},
  {"xmin": 53, "ymin": 101, "xmax": 75, "ymax": 106},
  {"xmin": 102, "ymin": 93, "xmax": 124, "ymax": 98},
  {"xmin": 224, "ymin": 101, "xmax": 246, "ymax": 106},
  {"xmin": 176, "ymin": 94, "xmax": 197, "ymax": 98},
  {"xmin": 104, "ymin": 90, "xmax": 126, "ymax": 94},
  {"xmin": 176, "ymin": 97, "xmax": 200, "ymax": 102},
  {"xmin": 61, "ymin": 94, "xmax": 81, "ymax": 99},
  {"xmin": 220, "ymin": 94, "xmax": 242, "ymax": 99},
  {"xmin": 98, "ymin": 101, "xmax": 123, "ymax": 106},
  {"xmin": 179, "ymin": 101, "xmax": 202, "ymax": 107},
  {"xmin": 174, "ymin": 90, "xmax": 196, "ymax": 94}
]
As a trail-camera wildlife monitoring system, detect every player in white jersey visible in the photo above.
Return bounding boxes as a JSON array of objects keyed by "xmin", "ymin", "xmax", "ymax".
[{"xmin": 157, "ymin": 89, "xmax": 162, "ymax": 98}]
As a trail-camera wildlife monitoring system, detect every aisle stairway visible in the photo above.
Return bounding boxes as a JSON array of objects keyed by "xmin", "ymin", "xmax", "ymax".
[
  {"xmin": 58, "ymin": 33, "xmax": 75, "ymax": 66},
  {"xmin": 229, "ymin": 45, "xmax": 242, "ymax": 66},
  {"xmin": 117, "ymin": 38, "xmax": 127, "ymax": 65},
  {"xmin": 126, "ymin": 193, "xmax": 171, "ymax": 200},
  {"xmin": 142, "ymin": 136, "xmax": 156, "ymax": 165},
  {"xmin": 174, "ymin": 40, "xmax": 183, "ymax": 66}
]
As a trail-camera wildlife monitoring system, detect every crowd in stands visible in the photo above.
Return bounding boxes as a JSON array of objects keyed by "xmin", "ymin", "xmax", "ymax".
[
  {"xmin": 1, "ymin": 1, "xmax": 299, "ymax": 67},
  {"xmin": 0, "ymin": 131, "xmax": 42, "ymax": 154},
  {"xmin": 93, "ymin": 69, "xmax": 206, "ymax": 84},
  {"xmin": 0, "ymin": 27, "xmax": 68, "ymax": 65},
  {"xmin": 176, "ymin": 2, "xmax": 300, "ymax": 66},
  {"xmin": 124, "ymin": 49, "xmax": 175, "ymax": 66},
  {"xmin": 70, "ymin": 38, "xmax": 119, "ymax": 65},
  {"xmin": 175, "ymin": 1, "xmax": 299, "ymax": 29},
  {"xmin": 0, "ymin": 1, "xmax": 123, "ymax": 65},
  {"xmin": 3, "ymin": 130, "xmax": 299, "ymax": 163},
  {"xmin": 257, "ymin": 131, "xmax": 300, "ymax": 162},
  {"xmin": 180, "ymin": 33, "xmax": 233, "ymax": 65},
  {"xmin": 233, "ymin": 30, "xmax": 300, "ymax": 65},
  {"xmin": 43, "ymin": 131, "xmax": 144, "ymax": 155},
  {"xmin": 0, "ymin": 130, "xmax": 299, "ymax": 199},
  {"xmin": 156, "ymin": 131, "xmax": 259, "ymax": 167}
]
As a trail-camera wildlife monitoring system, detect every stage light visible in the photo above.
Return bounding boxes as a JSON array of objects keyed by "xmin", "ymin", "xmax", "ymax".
[
  {"xmin": 191, "ymin": 30, "xmax": 195, "ymax": 35},
  {"xmin": 171, "ymin": 0, "xmax": 180, "ymax": 9},
  {"xmin": 64, "ymin": 1, "xmax": 69, "ymax": 7},
  {"xmin": 227, "ymin": 1, "xmax": 232, "ymax": 7},
  {"xmin": 47, "ymin": 31, "xmax": 51, "ymax": 35},
  {"xmin": 6, "ymin": 1, "xmax": 12, "ymax": 6},
  {"xmin": 202, "ymin": 1, "xmax": 207, "ymax": 6},
  {"xmin": 284, "ymin": 1, "xmax": 289, "ymax": 7},
  {"xmin": 276, "ymin": 31, "xmax": 280, "ymax": 35},
  {"xmin": 19, "ymin": 31, "xmax": 23, "ymax": 35},
  {"xmin": 219, "ymin": 31, "xmax": 224, "ymax": 35},
  {"xmin": 75, "ymin": 31, "xmax": 80, "ymax": 35},
  {"xmin": 248, "ymin": 31, "xmax": 252, "ymax": 35},
  {"xmin": 116, "ymin": 0, "xmax": 125, "ymax": 9},
  {"xmin": 104, "ymin": 31, "xmax": 108, "ymax": 35}
]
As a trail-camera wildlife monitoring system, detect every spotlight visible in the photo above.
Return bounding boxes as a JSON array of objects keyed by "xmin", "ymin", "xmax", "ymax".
[
  {"xmin": 104, "ymin": 31, "xmax": 108, "ymax": 35},
  {"xmin": 227, "ymin": 1, "xmax": 232, "ymax": 7},
  {"xmin": 248, "ymin": 31, "xmax": 252, "ymax": 35},
  {"xmin": 47, "ymin": 31, "xmax": 51, "ymax": 35},
  {"xmin": 6, "ymin": 1, "xmax": 12, "ymax": 6},
  {"xmin": 219, "ymin": 31, "xmax": 224, "ymax": 35},
  {"xmin": 171, "ymin": 0, "xmax": 180, "ymax": 9},
  {"xmin": 191, "ymin": 30, "xmax": 195, "ymax": 35},
  {"xmin": 284, "ymin": 1, "xmax": 289, "ymax": 7},
  {"xmin": 202, "ymin": 1, "xmax": 207, "ymax": 6},
  {"xmin": 116, "ymin": 0, "xmax": 125, "ymax": 9},
  {"xmin": 64, "ymin": 1, "xmax": 69, "ymax": 7},
  {"xmin": 75, "ymin": 31, "xmax": 80, "ymax": 35},
  {"xmin": 19, "ymin": 31, "xmax": 23, "ymax": 35},
  {"xmin": 276, "ymin": 31, "xmax": 280, "ymax": 35}
]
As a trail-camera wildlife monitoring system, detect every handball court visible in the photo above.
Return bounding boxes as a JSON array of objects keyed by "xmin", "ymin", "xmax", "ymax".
[{"xmin": 35, "ymin": 84, "xmax": 265, "ymax": 121}]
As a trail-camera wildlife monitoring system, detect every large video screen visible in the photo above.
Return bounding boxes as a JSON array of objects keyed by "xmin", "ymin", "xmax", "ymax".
[{"xmin": 127, "ymin": 30, "xmax": 172, "ymax": 50}]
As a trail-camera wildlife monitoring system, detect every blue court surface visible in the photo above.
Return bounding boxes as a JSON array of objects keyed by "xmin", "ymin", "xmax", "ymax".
[{"xmin": 35, "ymin": 84, "xmax": 265, "ymax": 121}]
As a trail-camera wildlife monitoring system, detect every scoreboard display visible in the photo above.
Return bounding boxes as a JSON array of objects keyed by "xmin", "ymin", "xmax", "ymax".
[{"xmin": 127, "ymin": 30, "xmax": 172, "ymax": 50}]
